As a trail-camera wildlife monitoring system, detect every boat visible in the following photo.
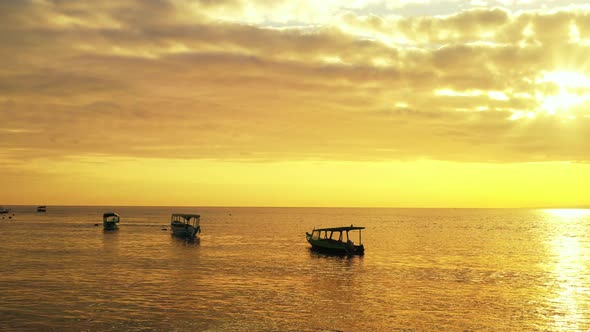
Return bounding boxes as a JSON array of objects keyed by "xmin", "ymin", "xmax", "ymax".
[
  {"xmin": 170, "ymin": 213, "xmax": 201, "ymax": 238},
  {"xmin": 37, "ymin": 206, "xmax": 47, "ymax": 212},
  {"xmin": 0, "ymin": 207, "xmax": 10, "ymax": 214},
  {"xmin": 306, "ymin": 225, "xmax": 365, "ymax": 255},
  {"xmin": 103, "ymin": 212, "xmax": 120, "ymax": 230}
]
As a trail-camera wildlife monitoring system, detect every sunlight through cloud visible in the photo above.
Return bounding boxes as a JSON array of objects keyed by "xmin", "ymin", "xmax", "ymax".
[{"xmin": 535, "ymin": 71, "xmax": 590, "ymax": 115}]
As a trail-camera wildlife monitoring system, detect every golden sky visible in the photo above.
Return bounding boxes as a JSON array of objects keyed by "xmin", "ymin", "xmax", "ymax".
[{"xmin": 2, "ymin": 0, "xmax": 590, "ymax": 207}]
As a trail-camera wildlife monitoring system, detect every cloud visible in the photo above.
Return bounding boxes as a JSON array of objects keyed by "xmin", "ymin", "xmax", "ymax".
[{"xmin": 2, "ymin": 0, "xmax": 590, "ymax": 168}]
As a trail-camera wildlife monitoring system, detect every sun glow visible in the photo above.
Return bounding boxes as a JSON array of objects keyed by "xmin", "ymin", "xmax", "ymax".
[
  {"xmin": 536, "ymin": 71, "xmax": 590, "ymax": 115},
  {"xmin": 544, "ymin": 209, "xmax": 590, "ymax": 219}
]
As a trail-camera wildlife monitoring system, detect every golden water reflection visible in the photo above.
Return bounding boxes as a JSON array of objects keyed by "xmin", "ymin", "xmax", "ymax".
[
  {"xmin": 544, "ymin": 209, "xmax": 590, "ymax": 330},
  {"xmin": 544, "ymin": 208, "xmax": 590, "ymax": 219}
]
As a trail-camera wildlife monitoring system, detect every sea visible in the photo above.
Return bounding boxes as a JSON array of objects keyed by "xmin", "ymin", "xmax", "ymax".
[{"xmin": 1, "ymin": 206, "xmax": 589, "ymax": 331}]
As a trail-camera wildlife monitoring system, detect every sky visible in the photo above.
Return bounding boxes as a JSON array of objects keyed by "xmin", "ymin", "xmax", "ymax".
[{"xmin": 2, "ymin": 0, "xmax": 590, "ymax": 207}]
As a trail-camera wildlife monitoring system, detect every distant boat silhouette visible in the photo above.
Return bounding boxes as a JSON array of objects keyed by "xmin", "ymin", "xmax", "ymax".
[
  {"xmin": 170, "ymin": 213, "xmax": 201, "ymax": 238},
  {"xmin": 103, "ymin": 212, "xmax": 120, "ymax": 231},
  {"xmin": 306, "ymin": 225, "xmax": 365, "ymax": 255}
]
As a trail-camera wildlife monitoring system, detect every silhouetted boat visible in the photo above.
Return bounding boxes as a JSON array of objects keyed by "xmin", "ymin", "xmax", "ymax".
[
  {"xmin": 103, "ymin": 212, "xmax": 120, "ymax": 230},
  {"xmin": 37, "ymin": 206, "xmax": 47, "ymax": 212},
  {"xmin": 170, "ymin": 213, "xmax": 201, "ymax": 238},
  {"xmin": 306, "ymin": 225, "xmax": 365, "ymax": 255},
  {"xmin": 0, "ymin": 207, "xmax": 10, "ymax": 214}
]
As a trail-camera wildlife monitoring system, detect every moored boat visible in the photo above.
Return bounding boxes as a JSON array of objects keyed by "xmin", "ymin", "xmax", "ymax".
[
  {"xmin": 0, "ymin": 207, "xmax": 9, "ymax": 214},
  {"xmin": 103, "ymin": 212, "xmax": 120, "ymax": 230},
  {"xmin": 306, "ymin": 225, "xmax": 365, "ymax": 255},
  {"xmin": 37, "ymin": 206, "xmax": 47, "ymax": 212},
  {"xmin": 170, "ymin": 213, "xmax": 201, "ymax": 238}
]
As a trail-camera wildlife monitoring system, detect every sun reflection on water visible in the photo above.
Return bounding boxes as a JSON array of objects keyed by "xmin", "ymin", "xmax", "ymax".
[
  {"xmin": 543, "ymin": 209, "xmax": 590, "ymax": 330},
  {"xmin": 550, "ymin": 235, "xmax": 583, "ymax": 331},
  {"xmin": 543, "ymin": 208, "xmax": 590, "ymax": 219}
]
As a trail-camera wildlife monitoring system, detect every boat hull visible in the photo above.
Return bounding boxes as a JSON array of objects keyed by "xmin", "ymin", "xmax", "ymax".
[
  {"xmin": 171, "ymin": 223, "xmax": 200, "ymax": 238},
  {"xmin": 306, "ymin": 232, "xmax": 364, "ymax": 255},
  {"xmin": 103, "ymin": 221, "xmax": 119, "ymax": 231}
]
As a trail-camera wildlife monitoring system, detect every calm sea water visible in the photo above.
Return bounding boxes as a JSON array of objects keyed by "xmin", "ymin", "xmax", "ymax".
[{"xmin": 1, "ymin": 206, "xmax": 590, "ymax": 331}]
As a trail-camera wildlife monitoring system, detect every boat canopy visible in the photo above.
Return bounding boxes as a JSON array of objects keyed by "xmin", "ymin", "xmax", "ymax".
[
  {"xmin": 171, "ymin": 213, "xmax": 200, "ymax": 224},
  {"xmin": 103, "ymin": 212, "xmax": 119, "ymax": 218},
  {"xmin": 313, "ymin": 226, "xmax": 365, "ymax": 232}
]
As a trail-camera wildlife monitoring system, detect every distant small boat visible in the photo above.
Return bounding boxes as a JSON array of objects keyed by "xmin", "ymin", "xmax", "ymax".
[
  {"xmin": 170, "ymin": 213, "xmax": 201, "ymax": 238},
  {"xmin": 306, "ymin": 225, "xmax": 365, "ymax": 255},
  {"xmin": 0, "ymin": 207, "xmax": 10, "ymax": 214},
  {"xmin": 37, "ymin": 206, "xmax": 47, "ymax": 213},
  {"xmin": 103, "ymin": 212, "xmax": 120, "ymax": 231}
]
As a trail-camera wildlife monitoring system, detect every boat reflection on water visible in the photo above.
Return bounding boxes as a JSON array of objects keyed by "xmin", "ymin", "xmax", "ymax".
[
  {"xmin": 308, "ymin": 248, "xmax": 364, "ymax": 261},
  {"xmin": 171, "ymin": 235, "xmax": 201, "ymax": 246},
  {"xmin": 102, "ymin": 225, "xmax": 120, "ymax": 254}
]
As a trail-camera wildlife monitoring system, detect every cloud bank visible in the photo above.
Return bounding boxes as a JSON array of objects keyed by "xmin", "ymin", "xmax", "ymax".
[{"xmin": 2, "ymin": 0, "xmax": 590, "ymax": 167}]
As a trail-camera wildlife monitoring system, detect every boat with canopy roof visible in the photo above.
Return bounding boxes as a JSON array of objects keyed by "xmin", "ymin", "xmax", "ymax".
[
  {"xmin": 306, "ymin": 225, "xmax": 365, "ymax": 255},
  {"xmin": 103, "ymin": 212, "xmax": 120, "ymax": 230},
  {"xmin": 170, "ymin": 213, "xmax": 201, "ymax": 238}
]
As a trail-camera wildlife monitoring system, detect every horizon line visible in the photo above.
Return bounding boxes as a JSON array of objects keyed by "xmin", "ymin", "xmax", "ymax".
[{"xmin": 2, "ymin": 204, "xmax": 590, "ymax": 209}]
